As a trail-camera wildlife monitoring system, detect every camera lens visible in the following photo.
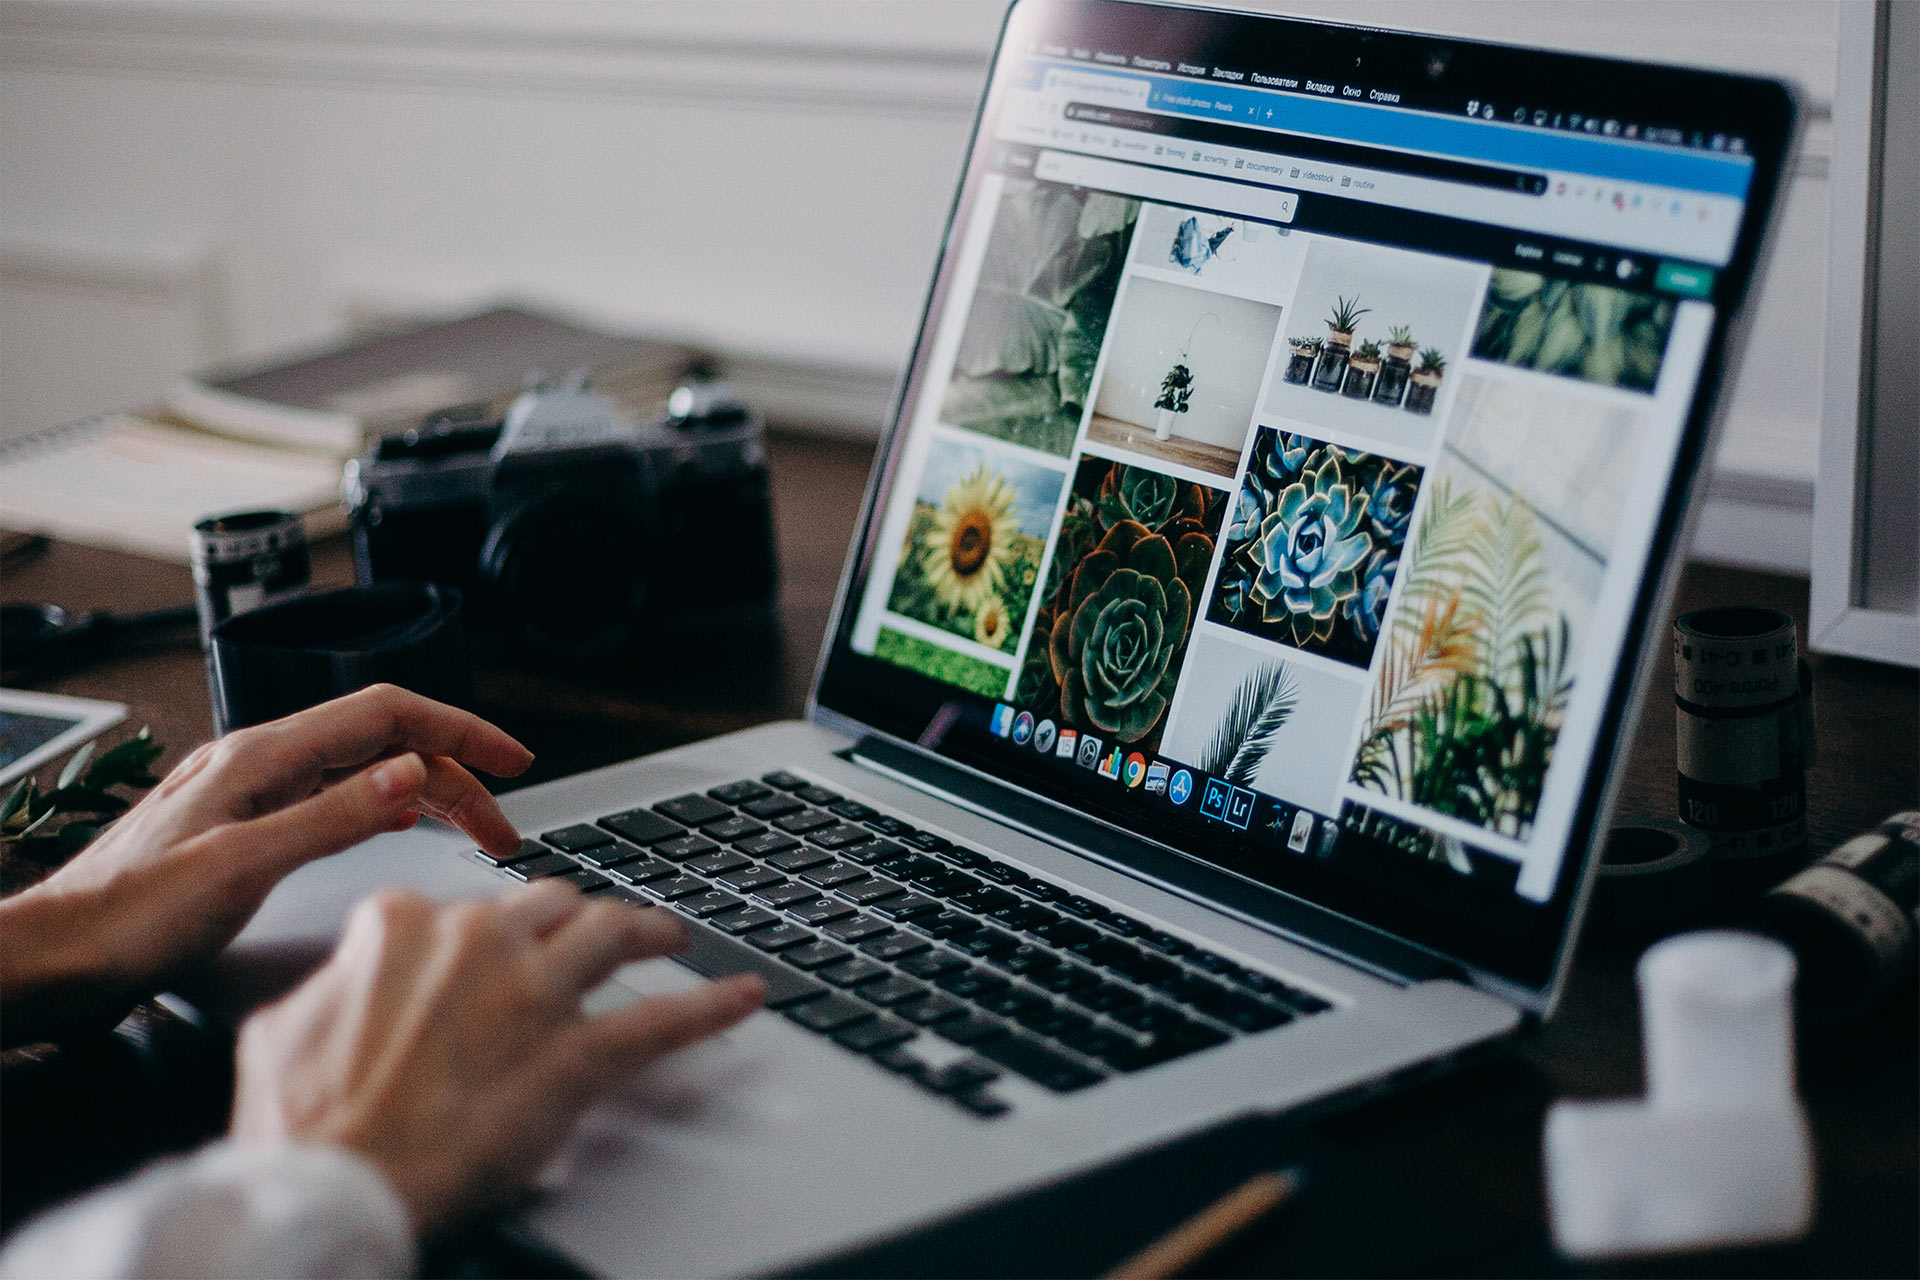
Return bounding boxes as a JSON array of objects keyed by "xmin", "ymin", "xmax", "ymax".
[{"xmin": 478, "ymin": 494, "xmax": 648, "ymax": 661}]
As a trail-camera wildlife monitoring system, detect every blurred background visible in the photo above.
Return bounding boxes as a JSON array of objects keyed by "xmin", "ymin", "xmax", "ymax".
[{"xmin": 0, "ymin": 1, "xmax": 1863, "ymax": 576}]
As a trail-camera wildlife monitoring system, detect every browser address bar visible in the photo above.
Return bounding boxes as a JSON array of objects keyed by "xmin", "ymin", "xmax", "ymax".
[{"xmin": 1033, "ymin": 150, "xmax": 1298, "ymax": 225}]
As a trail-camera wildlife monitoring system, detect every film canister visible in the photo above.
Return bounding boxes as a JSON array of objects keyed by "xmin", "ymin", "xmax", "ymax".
[
  {"xmin": 1672, "ymin": 606, "xmax": 1811, "ymax": 893},
  {"xmin": 190, "ymin": 510, "xmax": 312, "ymax": 648}
]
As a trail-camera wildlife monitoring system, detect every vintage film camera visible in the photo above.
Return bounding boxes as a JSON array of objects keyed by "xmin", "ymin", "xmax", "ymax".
[{"xmin": 343, "ymin": 374, "xmax": 776, "ymax": 661}]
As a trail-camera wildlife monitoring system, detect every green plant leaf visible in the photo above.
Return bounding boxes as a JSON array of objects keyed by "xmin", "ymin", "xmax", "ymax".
[
  {"xmin": 82, "ymin": 730, "xmax": 163, "ymax": 791},
  {"xmin": 0, "ymin": 778, "xmax": 31, "ymax": 829},
  {"xmin": 42, "ymin": 786, "xmax": 131, "ymax": 815},
  {"xmin": 57, "ymin": 742, "xmax": 96, "ymax": 791}
]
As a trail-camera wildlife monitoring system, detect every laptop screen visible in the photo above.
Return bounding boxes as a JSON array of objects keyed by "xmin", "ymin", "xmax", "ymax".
[{"xmin": 814, "ymin": 0, "xmax": 1794, "ymax": 999}]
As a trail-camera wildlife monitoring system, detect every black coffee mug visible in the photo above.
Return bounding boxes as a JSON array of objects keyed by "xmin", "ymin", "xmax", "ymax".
[{"xmin": 207, "ymin": 583, "xmax": 470, "ymax": 735}]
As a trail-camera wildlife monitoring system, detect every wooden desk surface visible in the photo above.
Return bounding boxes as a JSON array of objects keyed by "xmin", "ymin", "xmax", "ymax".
[{"xmin": 3, "ymin": 430, "xmax": 1915, "ymax": 1276}]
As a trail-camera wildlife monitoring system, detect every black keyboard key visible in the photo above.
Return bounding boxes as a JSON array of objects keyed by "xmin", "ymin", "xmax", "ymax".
[
  {"xmin": 912, "ymin": 868, "xmax": 976, "ymax": 896},
  {"xmin": 793, "ymin": 785, "xmax": 841, "ymax": 806},
  {"xmin": 542, "ymin": 823, "xmax": 613, "ymax": 853},
  {"xmin": 1195, "ymin": 990, "xmax": 1292, "ymax": 1032},
  {"xmin": 817, "ymin": 959, "xmax": 890, "ymax": 990},
  {"xmin": 745, "ymin": 923, "xmax": 813, "ymax": 952},
  {"xmin": 977, "ymin": 1033, "xmax": 1106, "ymax": 1093},
  {"xmin": 761, "ymin": 770, "xmax": 810, "ymax": 790},
  {"xmin": 895, "ymin": 993, "xmax": 968, "ymax": 1026},
  {"xmin": 655, "ymin": 834, "xmax": 721, "ymax": 863},
  {"xmin": 787, "ymin": 995, "xmax": 874, "ymax": 1033},
  {"xmin": 990, "ymin": 944, "xmax": 1059, "ymax": 977},
  {"xmin": 673, "ymin": 920, "xmax": 827, "ymax": 1009},
  {"xmin": 1020, "ymin": 881, "xmax": 1067, "ymax": 904},
  {"xmin": 939, "ymin": 846, "xmax": 990, "ymax": 869},
  {"xmin": 716, "ymin": 865, "xmax": 786, "ymax": 894},
  {"xmin": 874, "ymin": 852, "xmax": 940, "ymax": 881},
  {"xmin": 704, "ymin": 815, "xmax": 767, "ymax": 843},
  {"xmin": 951, "ymin": 885, "xmax": 1020, "ymax": 914},
  {"xmin": 959, "ymin": 928, "xmax": 1021, "ymax": 958},
  {"xmin": 856, "ymin": 976, "xmax": 926, "ymax": 1007},
  {"xmin": 1189, "ymin": 949, "xmax": 1237, "ymax": 974},
  {"xmin": 955, "ymin": 1089, "xmax": 1012, "ymax": 1118},
  {"xmin": 1097, "ymin": 912, "xmax": 1149, "ymax": 938},
  {"xmin": 1105, "ymin": 1022, "xmax": 1230, "ymax": 1072},
  {"xmin": 898, "ymin": 830, "xmax": 952, "ymax": 853},
  {"xmin": 1060, "ymin": 1025, "xmax": 1137, "ymax": 1061},
  {"xmin": 610, "ymin": 856, "xmax": 677, "ymax": 885},
  {"xmin": 708, "ymin": 779, "xmax": 772, "ymax": 804},
  {"xmin": 598, "ymin": 808, "xmax": 684, "ymax": 845},
  {"xmin": 860, "ymin": 932, "xmax": 930, "ymax": 962},
  {"xmin": 642, "ymin": 874, "xmax": 708, "ymax": 901},
  {"xmin": 863, "ymin": 815, "xmax": 913, "ymax": 837},
  {"xmin": 870, "ymin": 893, "xmax": 941, "ymax": 922},
  {"xmin": 574, "ymin": 840, "xmax": 647, "ymax": 870},
  {"xmin": 737, "ymin": 830, "xmax": 803, "ymax": 858},
  {"xmin": 502, "ymin": 853, "xmax": 579, "ymax": 881},
  {"xmin": 1111, "ymin": 1001, "xmax": 1189, "ymax": 1034},
  {"xmin": 836, "ymin": 877, "xmax": 907, "ymax": 906},
  {"xmin": 799, "ymin": 861, "xmax": 864, "ymax": 889},
  {"xmin": 937, "ymin": 968, "xmax": 1008, "ymax": 999},
  {"xmin": 781, "ymin": 939, "xmax": 852, "ymax": 970},
  {"xmin": 821, "ymin": 914, "xmax": 893, "ymax": 944},
  {"xmin": 1012, "ymin": 906, "xmax": 1063, "ymax": 934},
  {"xmin": 806, "ymin": 823, "xmax": 872, "ymax": 850},
  {"xmin": 828, "ymin": 800, "xmax": 877, "ymax": 822},
  {"xmin": 1058, "ymin": 896, "xmax": 1104, "ymax": 919},
  {"xmin": 934, "ymin": 1014, "xmax": 1014, "ymax": 1047},
  {"xmin": 987, "ymin": 903, "xmax": 1055, "ymax": 931},
  {"xmin": 558, "ymin": 868, "xmax": 614, "ymax": 893},
  {"xmin": 765, "ymin": 845, "xmax": 833, "ymax": 873},
  {"xmin": 1141, "ymin": 931, "xmax": 1191, "ymax": 957},
  {"xmin": 600, "ymin": 885, "xmax": 653, "ymax": 909},
  {"xmin": 840, "ymin": 838, "xmax": 908, "ymax": 866},
  {"xmin": 1070, "ymin": 981, "xmax": 1144, "ymax": 1014},
  {"xmin": 742, "ymin": 794, "xmax": 805, "ymax": 820},
  {"xmin": 753, "ymin": 881, "xmax": 820, "ymax": 909},
  {"xmin": 922, "ymin": 1059, "xmax": 1001, "ymax": 1094},
  {"xmin": 774, "ymin": 809, "xmax": 838, "ymax": 835},
  {"xmin": 676, "ymin": 890, "xmax": 744, "ymax": 919},
  {"xmin": 818, "ymin": 958, "xmax": 889, "ymax": 988},
  {"xmin": 1016, "ymin": 1002, "xmax": 1091, "ymax": 1040},
  {"xmin": 655, "ymin": 794, "xmax": 733, "ymax": 826},
  {"xmin": 833, "ymin": 1016, "xmax": 915, "ymax": 1054},
  {"xmin": 788, "ymin": 897, "xmax": 856, "ymax": 926},
  {"xmin": 710, "ymin": 905, "xmax": 781, "ymax": 935},
  {"xmin": 474, "ymin": 839, "xmax": 550, "ymax": 869},
  {"xmin": 898, "ymin": 949, "xmax": 968, "ymax": 981},
  {"xmin": 976, "ymin": 862, "xmax": 1027, "ymax": 887},
  {"xmin": 686, "ymin": 850, "xmax": 750, "ymax": 878},
  {"xmin": 872, "ymin": 1046, "xmax": 931, "ymax": 1077},
  {"xmin": 908, "ymin": 911, "xmax": 980, "ymax": 941},
  {"xmin": 1033, "ymin": 962, "xmax": 1101, "ymax": 994},
  {"xmin": 1033, "ymin": 919, "xmax": 1098, "ymax": 948},
  {"xmin": 975, "ymin": 987, "xmax": 1043, "ymax": 1018}
]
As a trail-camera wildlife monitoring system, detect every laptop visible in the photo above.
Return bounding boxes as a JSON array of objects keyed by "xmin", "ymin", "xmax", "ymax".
[{"xmin": 194, "ymin": 2, "xmax": 1797, "ymax": 1273}]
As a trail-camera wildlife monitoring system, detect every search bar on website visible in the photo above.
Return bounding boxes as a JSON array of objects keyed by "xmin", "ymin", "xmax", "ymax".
[{"xmin": 1034, "ymin": 150, "xmax": 1298, "ymax": 224}]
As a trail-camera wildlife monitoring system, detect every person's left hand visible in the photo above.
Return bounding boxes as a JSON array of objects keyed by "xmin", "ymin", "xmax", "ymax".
[{"xmin": 0, "ymin": 684, "xmax": 533, "ymax": 1043}]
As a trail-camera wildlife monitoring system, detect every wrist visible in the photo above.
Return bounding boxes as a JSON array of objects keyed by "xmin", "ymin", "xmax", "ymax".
[{"xmin": 0, "ymin": 883, "xmax": 137, "ymax": 1044}]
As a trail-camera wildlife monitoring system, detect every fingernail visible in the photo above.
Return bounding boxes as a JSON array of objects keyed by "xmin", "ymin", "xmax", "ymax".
[{"xmin": 370, "ymin": 753, "xmax": 422, "ymax": 800}]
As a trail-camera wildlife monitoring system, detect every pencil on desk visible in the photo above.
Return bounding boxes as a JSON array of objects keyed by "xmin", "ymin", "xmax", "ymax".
[{"xmin": 1103, "ymin": 1166, "xmax": 1304, "ymax": 1280}]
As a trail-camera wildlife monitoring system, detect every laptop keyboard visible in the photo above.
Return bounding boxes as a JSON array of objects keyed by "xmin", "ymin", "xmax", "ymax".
[{"xmin": 474, "ymin": 771, "xmax": 1331, "ymax": 1119}]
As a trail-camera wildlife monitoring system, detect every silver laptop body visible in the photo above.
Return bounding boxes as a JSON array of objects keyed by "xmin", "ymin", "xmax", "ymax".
[{"xmin": 190, "ymin": 2, "xmax": 1796, "ymax": 1274}]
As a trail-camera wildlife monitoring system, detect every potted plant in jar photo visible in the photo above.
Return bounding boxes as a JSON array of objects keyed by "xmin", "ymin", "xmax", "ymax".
[
  {"xmin": 1154, "ymin": 360, "xmax": 1194, "ymax": 440},
  {"xmin": 1374, "ymin": 325, "xmax": 1415, "ymax": 407},
  {"xmin": 1283, "ymin": 335, "xmax": 1321, "ymax": 385},
  {"xmin": 1343, "ymin": 339, "xmax": 1383, "ymax": 400},
  {"xmin": 1405, "ymin": 346, "xmax": 1446, "ymax": 414},
  {"xmin": 1312, "ymin": 294, "xmax": 1369, "ymax": 392}
]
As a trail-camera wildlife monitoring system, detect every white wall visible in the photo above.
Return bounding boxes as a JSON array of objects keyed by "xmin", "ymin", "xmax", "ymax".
[{"xmin": 0, "ymin": 0, "xmax": 1844, "ymax": 570}]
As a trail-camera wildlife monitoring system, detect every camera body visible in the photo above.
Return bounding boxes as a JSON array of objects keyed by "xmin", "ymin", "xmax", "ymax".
[{"xmin": 343, "ymin": 376, "xmax": 776, "ymax": 661}]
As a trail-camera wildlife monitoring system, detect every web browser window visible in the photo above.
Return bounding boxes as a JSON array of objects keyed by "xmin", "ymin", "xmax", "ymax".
[{"xmin": 822, "ymin": 0, "xmax": 1786, "ymax": 993}]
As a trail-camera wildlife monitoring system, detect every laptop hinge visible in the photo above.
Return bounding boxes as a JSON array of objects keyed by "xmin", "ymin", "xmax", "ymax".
[{"xmin": 844, "ymin": 735, "xmax": 1464, "ymax": 988}]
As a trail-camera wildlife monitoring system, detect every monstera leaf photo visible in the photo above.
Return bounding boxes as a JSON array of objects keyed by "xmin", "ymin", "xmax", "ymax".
[
  {"xmin": 1016, "ymin": 456, "xmax": 1223, "ymax": 754},
  {"xmin": 1207, "ymin": 428, "xmax": 1423, "ymax": 668},
  {"xmin": 939, "ymin": 180, "xmax": 1140, "ymax": 456}
]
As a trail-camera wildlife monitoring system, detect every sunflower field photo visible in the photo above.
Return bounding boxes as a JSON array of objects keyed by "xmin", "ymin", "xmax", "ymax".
[
  {"xmin": 884, "ymin": 436, "xmax": 1062, "ymax": 661},
  {"xmin": 1014, "ymin": 456, "xmax": 1225, "ymax": 755}
]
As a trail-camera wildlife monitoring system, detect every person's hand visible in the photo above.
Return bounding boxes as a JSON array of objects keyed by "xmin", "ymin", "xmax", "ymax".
[
  {"xmin": 232, "ymin": 881, "xmax": 763, "ymax": 1232},
  {"xmin": 0, "ymin": 684, "xmax": 533, "ymax": 1043}
]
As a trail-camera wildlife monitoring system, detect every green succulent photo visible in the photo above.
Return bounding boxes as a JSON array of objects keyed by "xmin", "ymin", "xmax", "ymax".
[
  {"xmin": 939, "ymin": 180, "xmax": 1141, "ymax": 456},
  {"xmin": 1471, "ymin": 269, "xmax": 1676, "ymax": 392},
  {"xmin": 1207, "ymin": 428, "xmax": 1423, "ymax": 667},
  {"xmin": 1017, "ymin": 457, "xmax": 1222, "ymax": 752}
]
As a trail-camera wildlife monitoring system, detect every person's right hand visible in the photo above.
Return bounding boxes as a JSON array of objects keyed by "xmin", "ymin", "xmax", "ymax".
[{"xmin": 230, "ymin": 881, "xmax": 764, "ymax": 1233}]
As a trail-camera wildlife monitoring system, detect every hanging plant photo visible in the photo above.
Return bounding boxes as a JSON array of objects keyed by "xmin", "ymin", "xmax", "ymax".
[
  {"xmin": 938, "ymin": 179, "xmax": 1140, "ymax": 456},
  {"xmin": 1014, "ymin": 457, "xmax": 1225, "ymax": 754},
  {"xmin": 1471, "ymin": 269, "xmax": 1677, "ymax": 392},
  {"xmin": 884, "ymin": 436, "xmax": 1062, "ymax": 661},
  {"xmin": 1206, "ymin": 428, "xmax": 1424, "ymax": 668},
  {"xmin": 1346, "ymin": 473, "xmax": 1575, "ymax": 840}
]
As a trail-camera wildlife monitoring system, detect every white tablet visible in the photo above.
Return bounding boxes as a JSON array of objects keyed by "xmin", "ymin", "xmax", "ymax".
[{"xmin": 0, "ymin": 688, "xmax": 129, "ymax": 788}]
